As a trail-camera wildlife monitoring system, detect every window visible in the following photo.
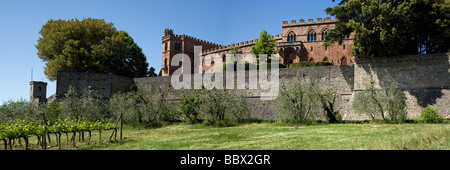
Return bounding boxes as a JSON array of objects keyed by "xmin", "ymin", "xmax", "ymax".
[
  {"xmin": 323, "ymin": 57, "xmax": 328, "ymax": 62},
  {"xmin": 38, "ymin": 87, "xmax": 42, "ymax": 91},
  {"xmin": 307, "ymin": 32, "xmax": 317, "ymax": 41},
  {"xmin": 322, "ymin": 31, "xmax": 328, "ymax": 41},
  {"xmin": 164, "ymin": 43, "xmax": 168, "ymax": 51},
  {"xmin": 174, "ymin": 43, "xmax": 182, "ymax": 51},
  {"xmin": 287, "ymin": 32, "xmax": 296, "ymax": 42},
  {"xmin": 343, "ymin": 33, "xmax": 350, "ymax": 40},
  {"xmin": 179, "ymin": 61, "xmax": 182, "ymax": 66},
  {"xmin": 164, "ymin": 58, "xmax": 167, "ymax": 66}
]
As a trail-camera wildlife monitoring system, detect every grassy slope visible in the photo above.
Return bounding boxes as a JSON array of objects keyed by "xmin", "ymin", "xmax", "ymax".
[{"xmin": 84, "ymin": 123, "xmax": 449, "ymax": 150}]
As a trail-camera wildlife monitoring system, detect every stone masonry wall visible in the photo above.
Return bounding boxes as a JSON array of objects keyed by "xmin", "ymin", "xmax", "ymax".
[
  {"xmin": 56, "ymin": 53, "xmax": 450, "ymax": 120},
  {"xmin": 353, "ymin": 53, "xmax": 450, "ymax": 119}
]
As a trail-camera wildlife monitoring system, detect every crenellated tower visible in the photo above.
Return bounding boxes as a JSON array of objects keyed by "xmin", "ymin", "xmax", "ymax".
[{"xmin": 161, "ymin": 28, "xmax": 222, "ymax": 76}]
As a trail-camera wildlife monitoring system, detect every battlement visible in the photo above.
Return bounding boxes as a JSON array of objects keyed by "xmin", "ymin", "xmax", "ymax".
[
  {"xmin": 282, "ymin": 17, "xmax": 336, "ymax": 27},
  {"xmin": 203, "ymin": 34, "xmax": 281, "ymax": 54},
  {"xmin": 163, "ymin": 28, "xmax": 222, "ymax": 51}
]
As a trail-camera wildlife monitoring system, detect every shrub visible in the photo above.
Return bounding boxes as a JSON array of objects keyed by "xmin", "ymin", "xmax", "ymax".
[
  {"xmin": 59, "ymin": 86, "xmax": 109, "ymax": 121},
  {"xmin": 197, "ymin": 89, "xmax": 249, "ymax": 124},
  {"xmin": 273, "ymin": 79, "xmax": 321, "ymax": 121},
  {"xmin": 290, "ymin": 61, "xmax": 333, "ymax": 68},
  {"xmin": 273, "ymin": 76, "xmax": 342, "ymax": 123},
  {"xmin": 420, "ymin": 106, "xmax": 443, "ymax": 123},
  {"xmin": 318, "ymin": 90, "xmax": 342, "ymax": 123},
  {"xmin": 110, "ymin": 87, "xmax": 177, "ymax": 125},
  {"xmin": 353, "ymin": 77, "xmax": 407, "ymax": 123},
  {"xmin": 179, "ymin": 92, "xmax": 201, "ymax": 123},
  {"xmin": 0, "ymin": 99, "xmax": 42, "ymax": 123},
  {"xmin": 45, "ymin": 103, "xmax": 63, "ymax": 125}
]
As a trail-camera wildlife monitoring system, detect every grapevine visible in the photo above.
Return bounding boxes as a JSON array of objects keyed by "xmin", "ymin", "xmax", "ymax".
[{"xmin": 0, "ymin": 119, "xmax": 115, "ymax": 150}]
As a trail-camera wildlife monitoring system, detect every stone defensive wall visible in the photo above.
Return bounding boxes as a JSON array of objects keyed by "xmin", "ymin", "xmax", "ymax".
[{"xmin": 56, "ymin": 53, "xmax": 450, "ymax": 120}]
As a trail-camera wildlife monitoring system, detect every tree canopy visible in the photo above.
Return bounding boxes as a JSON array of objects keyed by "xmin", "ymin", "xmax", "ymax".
[
  {"xmin": 36, "ymin": 18, "xmax": 149, "ymax": 80},
  {"xmin": 324, "ymin": 0, "xmax": 450, "ymax": 58},
  {"xmin": 250, "ymin": 30, "xmax": 279, "ymax": 58}
]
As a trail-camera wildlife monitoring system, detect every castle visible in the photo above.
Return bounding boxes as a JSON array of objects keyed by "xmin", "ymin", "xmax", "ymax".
[
  {"xmin": 49, "ymin": 16, "xmax": 450, "ymax": 120},
  {"xmin": 161, "ymin": 17, "xmax": 355, "ymax": 76}
]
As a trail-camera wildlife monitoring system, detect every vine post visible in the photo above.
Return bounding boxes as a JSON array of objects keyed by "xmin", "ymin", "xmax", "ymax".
[{"xmin": 120, "ymin": 112, "xmax": 123, "ymax": 140}]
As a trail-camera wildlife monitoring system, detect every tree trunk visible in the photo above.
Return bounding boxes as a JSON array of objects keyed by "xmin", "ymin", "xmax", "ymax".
[
  {"xmin": 99, "ymin": 131, "xmax": 102, "ymax": 143},
  {"xmin": 2, "ymin": 139, "xmax": 7, "ymax": 150},
  {"xmin": 36, "ymin": 135, "xmax": 40, "ymax": 145},
  {"xmin": 47, "ymin": 133, "xmax": 51, "ymax": 144},
  {"xmin": 24, "ymin": 137, "xmax": 29, "ymax": 150},
  {"xmin": 58, "ymin": 133, "xmax": 62, "ymax": 149},
  {"xmin": 8, "ymin": 139, "xmax": 13, "ymax": 150},
  {"xmin": 88, "ymin": 131, "xmax": 91, "ymax": 144},
  {"xmin": 72, "ymin": 132, "xmax": 76, "ymax": 147}
]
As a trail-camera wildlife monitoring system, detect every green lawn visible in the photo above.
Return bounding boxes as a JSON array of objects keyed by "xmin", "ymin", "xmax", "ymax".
[{"xmin": 78, "ymin": 123, "xmax": 449, "ymax": 150}]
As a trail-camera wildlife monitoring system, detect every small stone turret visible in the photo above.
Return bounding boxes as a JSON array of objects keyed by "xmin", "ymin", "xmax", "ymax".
[{"xmin": 30, "ymin": 81, "xmax": 47, "ymax": 104}]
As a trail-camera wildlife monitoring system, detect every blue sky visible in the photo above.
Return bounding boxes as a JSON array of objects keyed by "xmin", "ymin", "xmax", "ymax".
[{"xmin": 0, "ymin": 0, "xmax": 339, "ymax": 103}]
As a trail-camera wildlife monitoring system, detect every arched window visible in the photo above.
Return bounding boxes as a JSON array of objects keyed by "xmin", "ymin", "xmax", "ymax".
[
  {"xmin": 287, "ymin": 32, "xmax": 296, "ymax": 42},
  {"xmin": 164, "ymin": 58, "xmax": 167, "ymax": 66},
  {"xmin": 323, "ymin": 57, "xmax": 328, "ymax": 62},
  {"xmin": 322, "ymin": 31, "xmax": 328, "ymax": 41},
  {"xmin": 307, "ymin": 31, "xmax": 317, "ymax": 42}
]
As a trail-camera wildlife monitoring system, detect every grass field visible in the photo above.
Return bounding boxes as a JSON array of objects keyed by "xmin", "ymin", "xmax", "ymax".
[
  {"xmin": 4, "ymin": 123, "xmax": 448, "ymax": 150},
  {"xmin": 76, "ymin": 123, "xmax": 450, "ymax": 150}
]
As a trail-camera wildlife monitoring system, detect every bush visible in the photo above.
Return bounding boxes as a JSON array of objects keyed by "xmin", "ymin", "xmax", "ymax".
[
  {"xmin": 0, "ymin": 99, "xmax": 42, "ymax": 123},
  {"xmin": 179, "ymin": 92, "xmax": 201, "ymax": 123},
  {"xmin": 353, "ymin": 77, "xmax": 407, "ymax": 123},
  {"xmin": 59, "ymin": 86, "xmax": 109, "ymax": 121},
  {"xmin": 110, "ymin": 87, "xmax": 177, "ymax": 125},
  {"xmin": 319, "ymin": 90, "xmax": 342, "ymax": 123},
  {"xmin": 420, "ymin": 106, "xmax": 443, "ymax": 123},
  {"xmin": 197, "ymin": 89, "xmax": 249, "ymax": 124},
  {"xmin": 290, "ymin": 61, "xmax": 333, "ymax": 68},
  {"xmin": 273, "ymin": 80, "xmax": 321, "ymax": 121}
]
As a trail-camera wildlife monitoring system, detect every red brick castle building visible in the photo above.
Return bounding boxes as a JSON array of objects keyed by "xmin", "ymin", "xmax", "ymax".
[{"xmin": 161, "ymin": 17, "xmax": 354, "ymax": 76}]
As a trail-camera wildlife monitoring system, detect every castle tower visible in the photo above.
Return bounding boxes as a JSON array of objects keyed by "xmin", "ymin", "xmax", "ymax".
[
  {"xmin": 161, "ymin": 28, "xmax": 222, "ymax": 76},
  {"xmin": 30, "ymin": 81, "xmax": 47, "ymax": 104}
]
